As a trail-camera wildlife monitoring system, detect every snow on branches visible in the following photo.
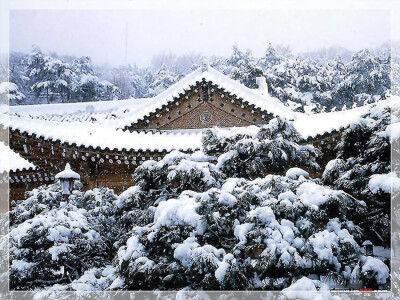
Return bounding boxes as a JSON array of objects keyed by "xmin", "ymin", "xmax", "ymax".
[
  {"xmin": 8, "ymin": 115, "xmax": 392, "ymax": 291},
  {"xmin": 9, "ymin": 181, "xmax": 119, "ymax": 290},
  {"xmin": 203, "ymin": 117, "xmax": 321, "ymax": 178},
  {"xmin": 323, "ymin": 99, "xmax": 397, "ymax": 246},
  {"xmin": 115, "ymin": 171, "xmax": 368, "ymax": 290}
]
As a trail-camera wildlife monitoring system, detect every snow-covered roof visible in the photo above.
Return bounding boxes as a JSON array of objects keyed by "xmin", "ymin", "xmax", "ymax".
[
  {"xmin": 158, "ymin": 100, "xmax": 382, "ymax": 140},
  {"xmin": 55, "ymin": 163, "xmax": 80, "ymax": 180},
  {"xmin": 9, "ymin": 66, "xmax": 295, "ymax": 129},
  {"xmin": 5, "ymin": 116, "xmax": 203, "ymax": 152},
  {"xmin": 8, "ymin": 98, "xmax": 151, "ymax": 127},
  {"xmin": 4, "ymin": 97, "xmax": 395, "ymax": 152},
  {"xmin": 115, "ymin": 66, "xmax": 296, "ymax": 128},
  {"xmin": 292, "ymin": 104, "xmax": 372, "ymax": 139},
  {"xmin": 5, "ymin": 67, "xmax": 396, "ymax": 151},
  {"xmin": 0, "ymin": 142, "xmax": 36, "ymax": 172}
]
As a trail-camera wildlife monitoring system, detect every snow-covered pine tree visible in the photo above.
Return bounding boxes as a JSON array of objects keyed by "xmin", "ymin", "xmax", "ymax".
[
  {"xmin": 202, "ymin": 118, "xmax": 321, "ymax": 179},
  {"xmin": 115, "ymin": 165, "xmax": 376, "ymax": 290},
  {"xmin": 332, "ymin": 49, "xmax": 390, "ymax": 109},
  {"xmin": 259, "ymin": 43, "xmax": 283, "ymax": 68},
  {"xmin": 0, "ymin": 82, "xmax": 25, "ymax": 104},
  {"xmin": 9, "ymin": 52, "xmax": 31, "ymax": 100},
  {"xmin": 26, "ymin": 47, "xmax": 53, "ymax": 100},
  {"xmin": 114, "ymin": 118, "xmax": 384, "ymax": 291},
  {"xmin": 111, "ymin": 150, "xmax": 225, "ymax": 250},
  {"xmin": 26, "ymin": 49, "xmax": 76, "ymax": 102},
  {"xmin": 109, "ymin": 65, "xmax": 149, "ymax": 99},
  {"xmin": 23, "ymin": 49, "xmax": 120, "ymax": 103},
  {"xmin": 45, "ymin": 59, "xmax": 77, "ymax": 102},
  {"xmin": 322, "ymin": 100, "xmax": 394, "ymax": 246},
  {"xmin": 9, "ymin": 181, "xmax": 119, "ymax": 290},
  {"xmin": 72, "ymin": 56, "xmax": 120, "ymax": 102},
  {"xmin": 226, "ymin": 44, "xmax": 263, "ymax": 89},
  {"xmin": 146, "ymin": 65, "xmax": 181, "ymax": 97}
]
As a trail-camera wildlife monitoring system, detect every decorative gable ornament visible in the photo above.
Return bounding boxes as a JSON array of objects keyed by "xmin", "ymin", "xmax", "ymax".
[{"xmin": 200, "ymin": 111, "xmax": 212, "ymax": 124}]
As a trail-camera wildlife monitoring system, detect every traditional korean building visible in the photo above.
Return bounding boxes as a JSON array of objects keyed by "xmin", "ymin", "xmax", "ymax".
[{"xmin": 1, "ymin": 65, "xmax": 371, "ymax": 202}]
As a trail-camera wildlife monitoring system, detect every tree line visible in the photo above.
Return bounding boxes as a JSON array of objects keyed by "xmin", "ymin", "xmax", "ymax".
[{"xmin": 7, "ymin": 43, "xmax": 391, "ymax": 113}]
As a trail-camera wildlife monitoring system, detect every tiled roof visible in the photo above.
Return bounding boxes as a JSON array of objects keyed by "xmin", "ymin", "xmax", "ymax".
[
  {"xmin": 0, "ymin": 142, "xmax": 36, "ymax": 172},
  {"xmin": 3, "ymin": 66, "xmax": 393, "ymax": 153},
  {"xmin": 9, "ymin": 66, "xmax": 295, "ymax": 129}
]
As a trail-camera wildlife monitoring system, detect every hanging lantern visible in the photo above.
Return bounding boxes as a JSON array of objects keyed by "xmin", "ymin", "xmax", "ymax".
[
  {"xmin": 362, "ymin": 240, "xmax": 374, "ymax": 256},
  {"xmin": 55, "ymin": 163, "xmax": 80, "ymax": 196}
]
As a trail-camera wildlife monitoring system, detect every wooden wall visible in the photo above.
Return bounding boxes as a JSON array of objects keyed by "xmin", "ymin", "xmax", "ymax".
[
  {"xmin": 8, "ymin": 128, "xmax": 342, "ymax": 203},
  {"xmin": 8, "ymin": 129, "xmax": 165, "ymax": 202},
  {"xmin": 5, "ymin": 82, "xmax": 343, "ymax": 203}
]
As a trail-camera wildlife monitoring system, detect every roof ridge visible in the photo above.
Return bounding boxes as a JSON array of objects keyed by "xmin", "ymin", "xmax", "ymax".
[{"xmin": 9, "ymin": 66, "xmax": 296, "ymax": 128}]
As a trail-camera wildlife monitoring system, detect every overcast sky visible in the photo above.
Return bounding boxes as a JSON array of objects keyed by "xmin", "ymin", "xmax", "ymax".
[{"xmin": 10, "ymin": 8, "xmax": 390, "ymax": 67}]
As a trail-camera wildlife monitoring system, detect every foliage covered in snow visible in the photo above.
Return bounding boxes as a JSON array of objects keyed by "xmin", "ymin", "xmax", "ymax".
[
  {"xmin": 9, "ymin": 182, "xmax": 119, "ymax": 290},
  {"xmin": 323, "ymin": 99, "xmax": 396, "ymax": 246},
  {"xmin": 9, "ymin": 43, "xmax": 391, "ymax": 113},
  {"xmin": 10, "ymin": 47, "xmax": 120, "ymax": 105},
  {"xmin": 282, "ymin": 276, "xmax": 341, "ymax": 300},
  {"xmin": 0, "ymin": 81, "xmax": 25, "ymax": 103},
  {"xmin": 7, "ymin": 110, "xmax": 392, "ymax": 292},
  {"xmin": 359, "ymin": 256, "xmax": 390, "ymax": 287},
  {"xmin": 203, "ymin": 117, "xmax": 320, "ymax": 178},
  {"xmin": 115, "ymin": 167, "xmax": 370, "ymax": 290}
]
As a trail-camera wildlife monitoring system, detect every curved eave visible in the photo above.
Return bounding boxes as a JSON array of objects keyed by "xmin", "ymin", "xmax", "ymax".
[
  {"xmin": 7, "ymin": 125, "xmax": 202, "ymax": 154},
  {"xmin": 9, "ymin": 166, "xmax": 37, "ymax": 173}
]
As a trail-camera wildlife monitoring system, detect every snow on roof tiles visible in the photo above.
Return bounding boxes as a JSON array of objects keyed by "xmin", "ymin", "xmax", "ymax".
[
  {"xmin": 3, "ymin": 98, "xmax": 393, "ymax": 153},
  {"xmin": 292, "ymin": 104, "xmax": 372, "ymax": 139},
  {"xmin": 5, "ymin": 116, "xmax": 203, "ymax": 152},
  {"xmin": 293, "ymin": 97, "xmax": 397, "ymax": 139},
  {"xmin": 9, "ymin": 66, "xmax": 295, "ymax": 129},
  {"xmin": 115, "ymin": 66, "xmax": 296, "ymax": 128},
  {"xmin": 5, "ymin": 68, "xmax": 395, "ymax": 150},
  {"xmin": 9, "ymin": 98, "xmax": 152, "ymax": 127},
  {"xmin": 0, "ymin": 142, "xmax": 36, "ymax": 172}
]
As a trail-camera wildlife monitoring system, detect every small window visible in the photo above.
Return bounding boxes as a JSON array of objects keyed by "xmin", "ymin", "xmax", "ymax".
[
  {"xmin": 242, "ymin": 113, "xmax": 246, "ymax": 117},
  {"xmin": 231, "ymin": 109, "xmax": 235, "ymax": 113},
  {"xmin": 220, "ymin": 103, "xmax": 224, "ymax": 107}
]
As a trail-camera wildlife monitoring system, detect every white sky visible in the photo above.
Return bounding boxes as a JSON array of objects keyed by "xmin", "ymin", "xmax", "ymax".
[{"xmin": 10, "ymin": 8, "xmax": 390, "ymax": 67}]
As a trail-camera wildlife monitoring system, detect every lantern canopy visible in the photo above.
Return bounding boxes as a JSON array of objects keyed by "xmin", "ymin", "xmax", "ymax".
[
  {"xmin": 55, "ymin": 163, "xmax": 80, "ymax": 195},
  {"xmin": 362, "ymin": 240, "xmax": 374, "ymax": 256}
]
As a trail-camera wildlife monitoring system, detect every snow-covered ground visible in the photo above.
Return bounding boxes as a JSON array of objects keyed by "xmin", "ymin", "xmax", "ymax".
[{"xmin": 373, "ymin": 246, "xmax": 391, "ymax": 261}]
